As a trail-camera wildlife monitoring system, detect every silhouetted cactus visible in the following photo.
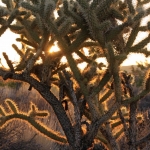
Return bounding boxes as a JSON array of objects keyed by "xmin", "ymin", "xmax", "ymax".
[{"xmin": 0, "ymin": 0, "xmax": 150, "ymax": 149}]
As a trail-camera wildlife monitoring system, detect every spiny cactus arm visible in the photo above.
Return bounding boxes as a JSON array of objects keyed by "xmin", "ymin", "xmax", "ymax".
[
  {"xmin": 106, "ymin": 43, "xmax": 122, "ymax": 102},
  {"xmin": 134, "ymin": 8, "xmax": 147, "ymax": 22},
  {"xmin": 98, "ymin": 20, "xmax": 112, "ymax": 33},
  {"xmin": 12, "ymin": 44, "xmax": 24, "ymax": 58},
  {"xmin": 90, "ymin": 70, "xmax": 112, "ymax": 98},
  {"xmin": 99, "ymin": 89, "xmax": 113, "ymax": 104},
  {"xmin": 58, "ymin": 72, "xmax": 66, "ymax": 102},
  {"xmin": 138, "ymin": 25, "xmax": 149, "ymax": 32},
  {"xmin": 2, "ymin": 52, "xmax": 14, "ymax": 72},
  {"xmin": 65, "ymin": 54, "xmax": 87, "ymax": 93},
  {"xmin": 83, "ymin": 109, "xmax": 111, "ymax": 149},
  {"xmin": 145, "ymin": 9, "xmax": 150, "ymax": 19},
  {"xmin": 111, "ymin": 113, "xmax": 128, "ymax": 120},
  {"xmin": 90, "ymin": 0, "xmax": 100, "ymax": 9},
  {"xmin": 0, "ymin": 26, "xmax": 7, "ymax": 36},
  {"xmin": 44, "ymin": 19, "xmax": 102, "ymax": 122},
  {"xmin": 126, "ymin": 0, "xmax": 135, "ymax": 15},
  {"xmin": 117, "ymin": 109, "xmax": 129, "ymax": 139},
  {"xmin": 144, "ymin": 70, "xmax": 150, "ymax": 90},
  {"xmin": 75, "ymin": 51, "xmax": 92, "ymax": 64},
  {"xmin": 28, "ymin": 102, "xmax": 49, "ymax": 118},
  {"xmin": 76, "ymin": 0, "xmax": 89, "ymax": 9},
  {"xmin": 5, "ymin": 99, "xmax": 19, "ymax": 114},
  {"xmin": 38, "ymin": 0, "xmax": 45, "ymax": 18},
  {"xmin": 128, "ymin": 102, "xmax": 138, "ymax": 150},
  {"xmin": 64, "ymin": 11, "xmax": 84, "ymax": 28},
  {"xmin": 114, "ymin": 128, "xmax": 124, "ymax": 140},
  {"xmin": 110, "ymin": 8, "xmax": 125, "ymax": 21},
  {"xmin": 125, "ymin": 22, "xmax": 140, "ymax": 50},
  {"xmin": 83, "ymin": 62, "xmax": 97, "ymax": 82},
  {"xmin": 20, "ymin": 2, "xmax": 39, "ymax": 14},
  {"xmin": 0, "ymin": 6, "xmax": 10, "ymax": 18},
  {"xmin": 96, "ymin": 0, "xmax": 114, "ymax": 21},
  {"xmin": 58, "ymin": 18, "xmax": 73, "ymax": 37},
  {"xmin": 24, "ymin": 35, "xmax": 49, "ymax": 73},
  {"xmin": 68, "ymin": 28, "xmax": 88, "ymax": 53},
  {"xmin": 84, "ymin": 95, "xmax": 112, "ymax": 149},
  {"xmin": 7, "ymin": 8, "xmax": 19, "ymax": 24},
  {"xmin": 0, "ymin": 9, "xmax": 19, "ymax": 36},
  {"xmin": 18, "ymin": 10, "xmax": 28, "ymax": 16},
  {"xmin": 136, "ymin": 48, "xmax": 150, "ymax": 57},
  {"xmin": 46, "ymin": 19, "xmax": 78, "ymax": 53},
  {"xmin": 111, "ymin": 119, "xmax": 128, "ymax": 129},
  {"xmin": 96, "ymin": 131, "xmax": 112, "ymax": 150},
  {"xmin": 15, "ymin": 52, "xmax": 34, "ymax": 72},
  {"xmin": 82, "ymin": 102, "xmax": 121, "ymax": 149},
  {"xmin": 41, "ymin": 13, "xmax": 64, "ymax": 43},
  {"xmin": 0, "ymin": 20, "xmax": 6, "ymax": 27},
  {"xmin": 65, "ymin": 54, "xmax": 101, "ymax": 121},
  {"xmin": 122, "ymin": 90, "xmax": 150, "ymax": 105},
  {"xmin": 77, "ymin": 2, "xmax": 104, "ymax": 45},
  {"xmin": 128, "ymin": 34, "xmax": 150, "ymax": 53},
  {"xmin": 97, "ymin": 101, "xmax": 121, "ymax": 127},
  {"xmin": 105, "ymin": 21, "xmax": 129, "ymax": 42},
  {"xmin": 43, "ymin": 17, "xmax": 77, "ymax": 66},
  {"xmin": 45, "ymin": 24, "xmax": 88, "ymax": 59},
  {"xmin": 2, "ymin": 0, "xmax": 14, "ymax": 10},
  {"xmin": 8, "ymin": 24, "xmax": 24, "ymax": 34},
  {"xmin": 58, "ymin": 12, "xmax": 69, "ymax": 24},
  {"xmin": 105, "ymin": 122, "xmax": 119, "ymax": 150},
  {"xmin": 62, "ymin": 70, "xmax": 81, "ymax": 149},
  {"xmin": 16, "ymin": 38, "xmax": 38, "ymax": 49},
  {"xmin": 17, "ymin": 17, "xmax": 40, "ymax": 44},
  {"xmin": 100, "ymin": 117, "xmax": 118, "ymax": 150},
  {"xmin": 0, "ymin": 110, "xmax": 67, "ymax": 143},
  {"xmin": 34, "ymin": 14, "xmax": 46, "ymax": 34},
  {"xmin": 100, "ymin": 98, "xmax": 119, "ymax": 150},
  {"xmin": 125, "ymin": 77, "xmax": 137, "ymax": 150},
  {"xmin": 0, "ymin": 68, "xmax": 75, "ymax": 148},
  {"xmin": 0, "ymin": 106, "xmax": 6, "ymax": 116},
  {"xmin": 137, "ymin": 0, "xmax": 150, "ymax": 5},
  {"xmin": 62, "ymin": 70, "xmax": 80, "ymax": 118},
  {"xmin": 43, "ymin": 1, "xmax": 55, "ymax": 21}
]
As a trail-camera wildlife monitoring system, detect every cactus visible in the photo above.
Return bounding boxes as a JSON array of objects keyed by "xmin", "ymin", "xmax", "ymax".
[
  {"xmin": 0, "ymin": 99, "xmax": 67, "ymax": 143},
  {"xmin": 0, "ymin": 0, "xmax": 150, "ymax": 149}
]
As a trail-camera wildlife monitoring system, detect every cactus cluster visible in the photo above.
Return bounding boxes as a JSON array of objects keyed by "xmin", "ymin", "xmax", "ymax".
[
  {"xmin": 0, "ymin": 99, "xmax": 67, "ymax": 143},
  {"xmin": 0, "ymin": 0, "xmax": 150, "ymax": 149}
]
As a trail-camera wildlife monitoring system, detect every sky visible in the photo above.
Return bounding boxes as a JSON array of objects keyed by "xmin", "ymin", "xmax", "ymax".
[{"xmin": 0, "ymin": 1, "xmax": 150, "ymax": 68}]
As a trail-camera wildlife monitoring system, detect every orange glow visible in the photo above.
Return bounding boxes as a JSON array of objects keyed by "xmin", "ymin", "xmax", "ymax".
[{"xmin": 49, "ymin": 41, "xmax": 60, "ymax": 53}]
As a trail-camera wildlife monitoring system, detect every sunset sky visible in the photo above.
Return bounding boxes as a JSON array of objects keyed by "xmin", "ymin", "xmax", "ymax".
[{"xmin": 0, "ymin": 1, "xmax": 150, "ymax": 68}]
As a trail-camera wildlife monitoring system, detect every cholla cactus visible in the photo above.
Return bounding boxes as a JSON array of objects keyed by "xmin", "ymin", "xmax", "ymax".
[{"xmin": 0, "ymin": 0, "xmax": 150, "ymax": 149}]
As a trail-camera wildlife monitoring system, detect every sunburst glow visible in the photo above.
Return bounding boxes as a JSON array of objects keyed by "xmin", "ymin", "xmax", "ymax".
[{"xmin": 49, "ymin": 41, "xmax": 60, "ymax": 53}]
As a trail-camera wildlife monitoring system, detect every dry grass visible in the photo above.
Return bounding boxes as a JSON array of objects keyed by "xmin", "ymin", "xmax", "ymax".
[
  {"xmin": 1, "ymin": 79, "xmax": 150, "ymax": 149},
  {"xmin": 0, "ymin": 82, "xmax": 69, "ymax": 150}
]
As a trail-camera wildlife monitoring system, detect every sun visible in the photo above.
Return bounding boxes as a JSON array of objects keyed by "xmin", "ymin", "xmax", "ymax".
[{"xmin": 49, "ymin": 41, "xmax": 60, "ymax": 53}]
